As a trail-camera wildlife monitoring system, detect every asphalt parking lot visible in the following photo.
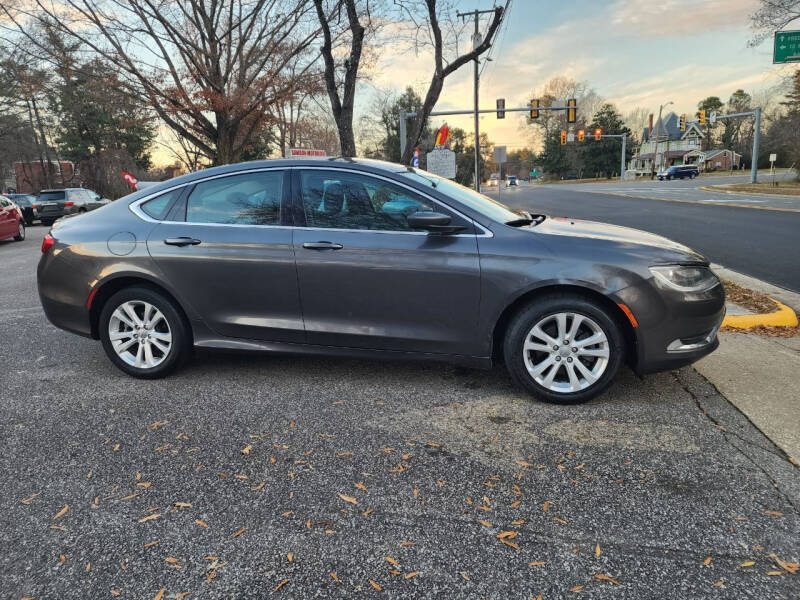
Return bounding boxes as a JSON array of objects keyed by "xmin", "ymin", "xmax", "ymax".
[{"xmin": 2, "ymin": 227, "xmax": 798, "ymax": 599}]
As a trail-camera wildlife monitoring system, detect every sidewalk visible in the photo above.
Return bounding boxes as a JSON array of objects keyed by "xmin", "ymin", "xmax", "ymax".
[{"xmin": 695, "ymin": 265, "xmax": 800, "ymax": 463}]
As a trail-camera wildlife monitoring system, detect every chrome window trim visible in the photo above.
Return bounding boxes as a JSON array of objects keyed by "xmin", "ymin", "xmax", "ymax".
[{"xmin": 128, "ymin": 164, "xmax": 494, "ymax": 238}]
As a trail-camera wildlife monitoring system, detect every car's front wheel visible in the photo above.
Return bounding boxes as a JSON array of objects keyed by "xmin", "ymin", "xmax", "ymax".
[
  {"xmin": 13, "ymin": 221, "xmax": 25, "ymax": 241},
  {"xmin": 503, "ymin": 294, "xmax": 625, "ymax": 404},
  {"xmin": 99, "ymin": 286, "xmax": 190, "ymax": 378}
]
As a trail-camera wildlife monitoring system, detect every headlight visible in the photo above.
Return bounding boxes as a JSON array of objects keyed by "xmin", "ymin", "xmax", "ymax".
[{"xmin": 650, "ymin": 265, "xmax": 719, "ymax": 292}]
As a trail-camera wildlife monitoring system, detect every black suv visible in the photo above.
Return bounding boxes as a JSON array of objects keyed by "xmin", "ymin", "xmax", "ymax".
[
  {"xmin": 658, "ymin": 165, "xmax": 699, "ymax": 180},
  {"xmin": 37, "ymin": 188, "xmax": 107, "ymax": 226}
]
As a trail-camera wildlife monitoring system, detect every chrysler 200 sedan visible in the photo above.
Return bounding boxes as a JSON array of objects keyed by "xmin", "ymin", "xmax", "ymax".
[{"xmin": 38, "ymin": 158, "xmax": 725, "ymax": 404}]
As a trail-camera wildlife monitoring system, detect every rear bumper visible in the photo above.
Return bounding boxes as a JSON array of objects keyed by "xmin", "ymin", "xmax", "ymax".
[{"xmin": 37, "ymin": 249, "xmax": 93, "ymax": 338}]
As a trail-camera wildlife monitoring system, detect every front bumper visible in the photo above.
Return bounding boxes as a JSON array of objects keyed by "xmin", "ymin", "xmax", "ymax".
[{"xmin": 616, "ymin": 278, "xmax": 726, "ymax": 374}]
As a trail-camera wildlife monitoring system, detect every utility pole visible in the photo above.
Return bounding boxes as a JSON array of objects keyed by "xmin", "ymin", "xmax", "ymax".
[
  {"xmin": 457, "ymin": 7, "xmax": 501, "ymax": 192},
  {"xmin": 687, "ymin": 107, "xmax": 763, "ymax": 183}
]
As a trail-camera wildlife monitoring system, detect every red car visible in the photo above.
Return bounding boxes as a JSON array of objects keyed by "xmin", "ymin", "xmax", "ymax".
[{"xmin": 0, "ymin": 195, "xmax": 26, "ymax": 242}]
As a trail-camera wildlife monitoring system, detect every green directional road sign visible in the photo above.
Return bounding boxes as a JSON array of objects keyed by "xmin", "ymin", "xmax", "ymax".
[{"xmin": 774, "ymin": 30, "xmax": 800, "ymax": 64}]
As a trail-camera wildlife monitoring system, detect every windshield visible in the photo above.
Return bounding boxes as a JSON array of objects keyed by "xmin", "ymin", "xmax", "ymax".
[{"xmin": 397, "ymin": 169, "xmax": 521, "ymax": 224}]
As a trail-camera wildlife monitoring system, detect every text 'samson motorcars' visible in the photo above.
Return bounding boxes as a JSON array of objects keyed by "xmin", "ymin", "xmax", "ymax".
[{"xmin": 38, "ymin": 158, "xmax": 725, "ymax": 403}]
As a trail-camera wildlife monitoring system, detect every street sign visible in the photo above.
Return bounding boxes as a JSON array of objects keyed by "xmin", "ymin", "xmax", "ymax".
[
  {"xmin": 493, "ymin": 146, "xmax": 507, "ymax": 164},
  {"xmin": 425, "ymin": 148, "xmax": 456, "ymax": 179},
  {"xmin": 709, "ymin": 111, "xmax": 717, "ymax": 124},
  {"xmin": 774, "ymin": 31, "xmax": 800, "ymax": 63},
  {"xmin": 769, "ymin": 153, "xmax": 777, "ymax": 162},
  {"xmin": 567, "ymin": 132, "xmax": 575, "ymax": 143}
]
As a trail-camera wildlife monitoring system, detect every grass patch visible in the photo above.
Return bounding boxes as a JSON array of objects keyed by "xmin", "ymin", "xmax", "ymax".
[{"xmin": 713, "ymin": 181, "xmax": 800, "ymax": 196}]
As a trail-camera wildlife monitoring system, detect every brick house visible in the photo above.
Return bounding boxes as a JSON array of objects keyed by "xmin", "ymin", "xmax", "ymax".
[{"xmin": 13, "ymin": 160, "xmax": 76, "ymax": 194}]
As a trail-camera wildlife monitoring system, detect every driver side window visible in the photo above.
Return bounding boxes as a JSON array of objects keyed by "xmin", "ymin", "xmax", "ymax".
[{"xmin": 299, "ymin": 170, "xmax": 437, "ymax": 232}]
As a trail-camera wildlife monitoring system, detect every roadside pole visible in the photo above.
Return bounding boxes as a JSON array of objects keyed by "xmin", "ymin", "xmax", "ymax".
[
  {"xmin": 620, "ymin": 134, "xmax": 627, "ymax": 180},
  {"xmin": 472, "ymin": 12, "xmax": 481, "ymax": 192},
  {"xmin": 751, "ymin": 106, "xmax": 761, "ymax": 184},
  {"xmin": 399, "ymin": 110, "xmax": 407, "ymax": 157}
]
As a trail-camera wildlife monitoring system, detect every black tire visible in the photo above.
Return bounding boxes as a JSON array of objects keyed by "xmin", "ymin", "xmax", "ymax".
[
  {"xmin": 99, "ymin": 286, "xmax": 191, "ymax": 378},
  {"xmin": 13, "ymin": 221, "xmax": 25, "ymax": 241},
  {"xmin": 503, "ymin": 293, "xmax": 625, "ymax": 404}
]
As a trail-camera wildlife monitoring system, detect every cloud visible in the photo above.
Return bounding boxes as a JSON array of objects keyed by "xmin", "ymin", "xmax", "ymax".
[{"xmin": 611, "ymin": 0, "xmax": 757, "ymax": 36}]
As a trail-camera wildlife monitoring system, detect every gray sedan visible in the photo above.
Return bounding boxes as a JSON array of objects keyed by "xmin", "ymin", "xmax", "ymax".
[{"xmin": 37, "ymin": 158, "xmax": 725, "ymax": 403}]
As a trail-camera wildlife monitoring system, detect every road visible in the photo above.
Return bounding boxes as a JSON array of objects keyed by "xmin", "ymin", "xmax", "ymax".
[
  {"xmin": 487, "ymin": 176, "xmax": 800, "ymax": 292},
  {"xmin": 1, "ymin": 227, "xmax": 798, "ymax": 599}
]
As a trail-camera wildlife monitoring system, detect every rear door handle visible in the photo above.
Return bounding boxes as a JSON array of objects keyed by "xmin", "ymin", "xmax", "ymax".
[
  {"xmin": 302, "ymin": 241, "xmax": 343, "ymax": 250},
  {"xmin": 164, "ymin": 237, "xmax": 202, "ymax": 246}
]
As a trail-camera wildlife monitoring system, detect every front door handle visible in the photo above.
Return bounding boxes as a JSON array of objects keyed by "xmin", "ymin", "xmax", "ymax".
[
  {"xmin": 302, "ymin": 241, "xmax": 343, "ymax": 250},
  {"xmin": 164, "ymin": 237, "xmax": 202, "ymax": 246}
]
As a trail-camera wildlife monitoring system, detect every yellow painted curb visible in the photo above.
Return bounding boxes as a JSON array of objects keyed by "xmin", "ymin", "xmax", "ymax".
[{"xmin": 722, "ymin": 300, "xmax": 799, "ymax": 329}]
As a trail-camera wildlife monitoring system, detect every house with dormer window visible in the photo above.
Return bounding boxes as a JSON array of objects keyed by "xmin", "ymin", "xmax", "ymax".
[{"xmin": 629, "ymin": 112, "xmax": 743, "ymax": 176}]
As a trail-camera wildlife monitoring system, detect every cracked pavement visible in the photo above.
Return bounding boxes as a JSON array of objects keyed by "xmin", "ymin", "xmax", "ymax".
[{"xmin": 1, "ymin": 228, "xmax": 798, "ymax": 599}]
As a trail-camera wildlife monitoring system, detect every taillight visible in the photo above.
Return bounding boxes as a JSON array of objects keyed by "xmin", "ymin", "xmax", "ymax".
[
  {"xmin": 63, "ymin": 201, "xmax": 74, "ymax": 207},
  {"xmin": 41, "ymin": 233, "xmax": 55, "ymax": 254}
]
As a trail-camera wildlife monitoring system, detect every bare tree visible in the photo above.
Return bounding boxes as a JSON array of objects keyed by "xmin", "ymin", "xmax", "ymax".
[
  {"xmin": 397, "ymin": 1, "xmax": 505, "ymax": 165},
  {"xmin": 3, "ymin": 0, "xmax": 321, "ymax": 165},
  {"xmin": 750, "ymin": 0, "xmax": 800, "ymax": 46},
  {"xmin": 313, "ymin": 0, "xmax": 381, "ymax": 156}
]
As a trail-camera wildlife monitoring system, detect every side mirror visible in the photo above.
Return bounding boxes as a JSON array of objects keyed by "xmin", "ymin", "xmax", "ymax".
[{"xmin": 406, "ymin": 211, "xmax": 466, "ymax": 234}]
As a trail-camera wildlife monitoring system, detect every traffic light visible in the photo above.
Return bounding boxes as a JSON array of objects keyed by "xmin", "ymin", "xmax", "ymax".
[
  {"xmin": 593, "ymin": 127, "xmax": 602, "ymax": 140},
  {"xmin": 496, "ymin": 98, "xmax": 505, "ymax": 119},
  {"xmin": 679, "ymin": 114, "xmax": 686, "ymax": 132},
  {"xmin": 560, "ymin": 131, "xmax": 567, "ymax": 145},
  {"xmin": 566, "ymin": 98, "xmax": 577, "ymax": 123},
  {"xmin": 577, "ymin": 129, "xmax": 585, "ymax": 142},
  {"xmin": 698, "ymin": 109, "xmax": 706, "ymax": 126},
  {"xmin": 530, "ymin": 98, "xmax": 539, "ymax": 119}
]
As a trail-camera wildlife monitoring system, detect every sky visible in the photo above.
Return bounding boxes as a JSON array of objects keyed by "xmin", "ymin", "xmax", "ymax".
[{"xmin": 367, "ymin": 0, "xmax": 788, "ymax": 152}]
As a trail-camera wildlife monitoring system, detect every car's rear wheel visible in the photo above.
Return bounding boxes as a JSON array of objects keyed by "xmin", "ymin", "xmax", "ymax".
[
  {"xmin": 503, "ymin": 294, "xmax": 625, "ymax": 404},
  {"xmin": 99, "ymin": 286, "xmax": 190, "ymax": 378},
  {"xmin": 13, "ymin": 221, "xmax": 25, "ymax": 241}
]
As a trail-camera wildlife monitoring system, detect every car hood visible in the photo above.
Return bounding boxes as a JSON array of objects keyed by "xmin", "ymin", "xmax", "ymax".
[{"xmin": 532, "ymin": 216, "xmax": 707, "ymax": 264}]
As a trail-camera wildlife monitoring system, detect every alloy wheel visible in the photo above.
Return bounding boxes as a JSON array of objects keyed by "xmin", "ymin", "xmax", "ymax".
[
  {"xmin": 108, "ymin": 300, "xmax": 172, "ymax": 369},
  {"xmin": 522, "ymin": 312, "xmax": 610, "ymax": 393}
]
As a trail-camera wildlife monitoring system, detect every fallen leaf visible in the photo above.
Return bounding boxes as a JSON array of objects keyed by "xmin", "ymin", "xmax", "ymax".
[
  {"xmin": 569, "ymin": 585, "xmax": 584, "ymax": 592},
  {"xmin": 511, "ymin": 519, "xmax": 525, "ymax": 525},
  {"xmin": 768, "ymin": 553, "xmax": 799, "ymax": 574},
  {"xmin": 741, "ymin": 561, "xmax": 755, "ymax": 567},
  {"xmin": 714, "ymin": 580, "xmax": 724, "ymax": 587},
  {"xmin": 111, "ymin": 590, "xmax": 120, "ymax": 597},
  {"xmin": 121, "ymin": 493, "xmax": 139, "ymax": 501},
  {"xmin": 529, "ymin": 561, "xmax": 547, "ymax": 567},
  {"xmin": 287, "ymin": 552, "xmax": 293, "ymax": 563},
  {"xmin": 400, "ymin": 541, "xmax": 415, "ymax": 547},
  {"xmin": 174, "ymin": 502, "xmax": 192, "ymax": 508},
  {"xmin": 234, "ymin": 474, "xmax": 248, "ymax": 480},
  {"xmin": 338, "ymin": 493, "xmax": 358, "ymax": 505},
  {"xmin": 766, "ymin": 571, "xmax": 784, "ymax": 576},
  {"xmin": 175, "ymin": 594, "xmax": 190, "ymax": 599},
  {"xmin": 137, "ymin": 482, "xmax": 152, "ymax": 488},
  {"xmin": 460, "ymin": 572, "xmax": 470, "ymax": 581},
  {"xmin": 369, "ymin": 580, "xmax": 382, "ymax": 591},
  {"xmin": 516, "ymin": 460, "xmax": 534, "ymax": 467},
  {"xmin": 595, "ymin": 543, "xmax": 602, "ymax": 558},
  {"xmin": 499, "ymin": 539, "xmax": 520, "ymax": 550},
  {"xmin": 21, "ymin": 493, "xmax": 39, "ymax": 505},
  {"xmin": 231, "ymin": 527, "xmax": 247, "ymax": 538},
  {"xmin": 330, "ymin": 572, "xmax": 340, "ymax": 582},
  {"xmin": 413, "ymin": 489, "xmax": 419, "ymax": 499},
  {"xmin": 165, "ymin": 557, "xmax": 180, "ymax": 564},
  {"xmin": 496, "ymin": 531, "xmax": 517, "ymax": 540},
  {"xmin": 510, "ymin": 500, "xmax": 521, "ymax": 508},
  {"xmin": 206, "ymin": 570, "xmax": 217, "ymax": 583},
  {"xmin": 273, "ymin": 579, "xmax": 289, "ymax": 592},
  {"xmin": 195, "ymin": 519, "xmax": 208, "ymax": 528},
  {"xmin": 59, "ymin": 554, "xmax": 66, "ymax": 565},
  {"xmin": 251, "ymin": 482, "xmax": 266, "ymax": 492},
  {"xmin": 355, "ymin": 482, "xmax": 367, "ymax": 491},
  {"xmin": 542, "ymin": 501, "xmax": 550, "ymax": 512},
  {"xmin": 144, "ymin": 540, "xmax": 159, "ymax": 548},
  {"xmin": 405, "ymin": 571, "xmax": 420, "ymax": 579},
  {"xmin": 479, "ymin": 520, "xmax": 492, "ymax": 527},
  {"xmin": 138, "ymin": 513, "xmax": 161, "ymax": 523},
  {"xmin": 241, "ymin": 444, "xmax": 253, "ymax": 455},
  {"xmin": 385, "ymin": 556, "xmax": 399, "ymax": 566},
  {"xmin": 53, "ymin": 505, "xmax": 69, "ymax": 520},
  {"xmin": 153, "ymin": 588, "xmax": 165, "ymax": 600},
  {"xmin": 595, "ymin": 574, "xmax": 619, "ymax": 585},
  {"xmin": 764, "ymin": 510, "xmax": 783, "ymax": 516},
  {"xmin": 553, "ymin": 517, "xmax": 568, "ymax": 525}
]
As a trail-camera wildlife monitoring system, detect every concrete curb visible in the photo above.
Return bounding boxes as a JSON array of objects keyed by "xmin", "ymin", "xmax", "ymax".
[
  {"xmin": 722, "ymin": 300, "xmax": 799, "ymax": 329},
  {"xmin": 700, "ymin": 184, "xmax": 800, "ymax": 199},
  {"xmin": 713, "ymin": 263, "xmax": 800, "ymax": 330}
]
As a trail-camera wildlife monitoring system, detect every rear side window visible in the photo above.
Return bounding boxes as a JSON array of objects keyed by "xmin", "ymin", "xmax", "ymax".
[
  {"xmin": 141, "ymin": 189, "xmax": 182, "ymax": 220},
  {"xmin": 38, "ymin": 191, "xmax": 66, "ymax": 202},
  {"xmin": 186, "ymin": 171, "xmax": 282, "ymax": 225}
]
